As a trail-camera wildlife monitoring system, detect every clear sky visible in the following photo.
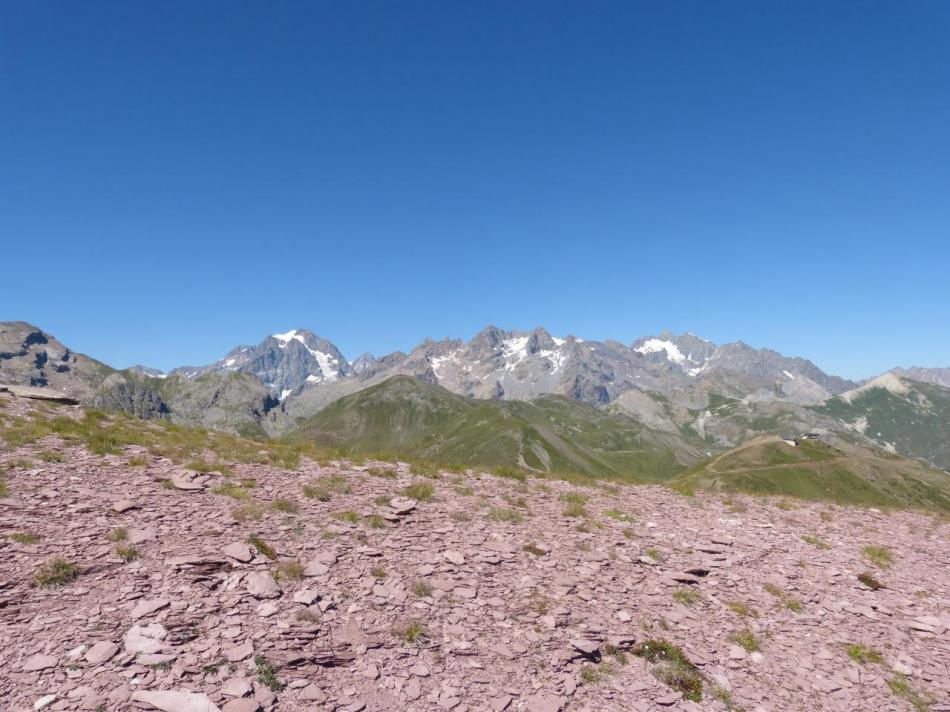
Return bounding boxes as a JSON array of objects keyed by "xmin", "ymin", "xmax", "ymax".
[{"xmin": 2, "ymin": 1, "xmax": 948, "ymax": 378}]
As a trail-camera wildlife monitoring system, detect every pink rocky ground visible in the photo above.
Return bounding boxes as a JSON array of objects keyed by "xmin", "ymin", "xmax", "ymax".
[{"xmin": 1, "ymin": 394, "xmax": 948, "ymax": 712}]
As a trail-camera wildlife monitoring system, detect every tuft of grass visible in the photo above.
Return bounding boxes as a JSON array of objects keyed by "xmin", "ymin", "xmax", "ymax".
[
  {"xmin": 273, "ymin": 559, "xmax": 304, "ymax": 581},
  {"xmin": 487, "ymin": 507, "xmax": 523, "ymax": 523},
  {"xmin": 633, "ymin": 640, "xmax": 702, "ymax": 702},
  {"xmin": 410, "ymin": 462, "xmax": 441, "ymax": 478},
  {"xmin": 33, "ymin": 558, "xmax": 80, "ymax": 587},
  {"xmin": 296, "ymin": 608, "xmax": 320, "ymax": 624},
  {"xmin": 231, "ymin": 502, "xmax": 264, "ymax": 522},
  {"xmin": 211, "ymin": 484, "xmax": 250, "ymax": 500},
  {"xmin": 186, "ymin": 458, "xmax": 233, "ymax": 476},
  {"xmin": 38, "ymin": 450, "xmax": 64, "ymax": 462},
  {"xmin": 450, "ymin": 511, "xmax": 471, "ymax": 522},
  {"xmin": 395, "ymin": 620, "xmax": 429, "ymax": 646},
  {"xmin": 580, "ymin": 661, "xmax": 616, "ymax": 684},
  {"xmin": 604, "ymin": 508, "xmax": 633, "ymax": 522},
  {"xmin": 763, "ymin": 582, "xmax": 803, "ymax": 612},
  {"xmin": 115, "ymin": 544, "xmax": 140, "ymax": 562},
  {"xmin": 8, "ymin": 532, "xmax": 40, "ymax": 544},
  {"xmin": 845, "ymin": 643, "xmax": 883, "ymax": 665},
  {"xmin": 254, "ymin": 654, "xmax": 284, "ymax": 691},
  {"xmin": 0, "ymin": 477, "xmax": 8, "ymax": 497},
  {"xmin": 562, "ymin": 501, "xmax": 588, "ymax": 518},
  {"xmin": 863, "ymin": 545, "xmax": 893, "ymax": 568},
  {"xmin": 333, "ymin": 510, "xmax": 360, "ymax": 523},
  {"xmin": 367, "ymin": 466, "xmax": 397, "ymax": 479},
  {"xmin": 364, "ymin": 514, "xmax": 387, "ymax": 529},
  {"xmin": 857, "ymin": 572, "xmax": 884, "ymax": 590},
  {"xmin": 411, "ymin": 579, "xmax": 433, "ymax": 598},
  {"xmin": 127, "ymin": 454, "xmax": 149, "ymax": 467},
  {"xmin": 402, "ymin": 480, "xmax": 435, "ymax": 502},
  {"xmin": 887, "ymin": 674, "xmax": 933, "ymax": 712},
  {"xmin": 272, "ymin": 498, "xmax": 299, "ymax": 514},
  {"xmin": 523, "ymin": 543, "xmax": 547, "ymax": 557},
  {"xmin": 726, "ymin": 601, "xmax": 757, "ymax": 618},
  {"xmin": 247, "ymin": 534, "xmax": 277, "ymax": 560},
  {"xmin": 107, "ymin": 526, "xmax": 128, "ymax": 542},
  {"xmin": 672, "ymin": 588, "xmax": 701, "ymax": 606},
  {"xmin": 801, "ymin": 534, "xmax": 830, "ymax": 550},
  {"xmin": 729, "ymin": 628, "xmax": 761, "ymax": 652},
  {"xmin": 302, "ymin": 484, "xmax": 331, "ymax": 501},
  {"xmin": 370, "ymin": 566, "xmax": 387, "ymax": 579},
  {"xmin": 644, "ymin": 547, "xmax": 663, "ymax": 562}
]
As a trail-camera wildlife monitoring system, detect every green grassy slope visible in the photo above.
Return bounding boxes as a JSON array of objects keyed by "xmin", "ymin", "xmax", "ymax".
[
  {"xmin": 288, "ymin": 376, "xmax": 706, "ymax": 480},
  {"xmin": 811, "ymin": 379, "xmax": 950, "ymax": 470},
  {"xmin": 672, "ymin": 436, "xmax": 950, "ymax": 510}
]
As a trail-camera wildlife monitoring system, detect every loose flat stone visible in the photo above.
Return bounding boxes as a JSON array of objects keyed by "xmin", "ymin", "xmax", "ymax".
[
  {"xmin": 292, "ymin": 589, "xmax": 320, "ymax": 605},
  {"xmin": 389, "ymin": 497, "xmax": 417, "ymax": 514},
  {"xmin": 526, "ymin": 694, "xmax": 566, "ymax": 712},
  {"xmin": 220, "ymin": 677, "xmax": 253, "ymax": 698},
  {"xmin": 571, "ymin": 639, "xmax": 600, "ymax": 656},
  {"xmin": 222, "ymin": 701, "xmax": 260, "ymax": 712},
  {"xmin": 131, "ymin": 598, "xmax": 170, "ymax": 620},
  {"xmin": 245, "ymin": 572, "xmax": 281, "ymax": 599},
  {"xmin": 223, "ymin": 543, "xmax": 254, "ymax": 563},
  {"xmin": 444, "ymin": 550, "xmax": 465, "ymax": 565},
  {"xmin": 123, "ymin": 623, "xmax": 167, "ymax": 655},
  {"xmin": 85, "ymin": 641, "xmax": 119, "ymax": 665},
  {"xmin": 224, "ymin": 641, "xmax": 254, "ymax": 662},
  {"xmin": 23, "ymin": 654, "xmax": 57, "ymax": 671},
  {"xmin": 34, "ymin": 695, "xmax": 56, "ymax": 710},
  {"xmin": 130, "ymin": 690, "xmax": 221, "ymax": 712},
  {"xmin": 112, "ymin": 499, "xmax": 138, "ymax": 513},
  {"xmin": 303, "ymin": 561, "xmax": 330, "ymax": 577}
]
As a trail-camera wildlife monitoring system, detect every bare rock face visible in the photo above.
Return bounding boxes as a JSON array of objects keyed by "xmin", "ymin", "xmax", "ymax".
[{"xmin": 130, "ymin": 690, "xmax": 221, "ymax": 712}]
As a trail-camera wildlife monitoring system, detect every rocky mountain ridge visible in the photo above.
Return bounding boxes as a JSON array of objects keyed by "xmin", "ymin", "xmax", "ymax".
[{"xmin": 2, "ymin": 321, "xmax": 948, "ymax": 471}]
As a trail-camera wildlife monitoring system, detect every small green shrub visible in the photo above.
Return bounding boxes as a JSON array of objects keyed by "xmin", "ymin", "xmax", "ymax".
[
  {"xmin": 333, "ymin": 510, "xmax": 360, "ymax": 523},
  {"xmin": 211, "ymin": 484, "xmax": 250, "ymax": 500},
  {"xmin": 763, "ymin": 582, "xmax": 803, "ymax": 612},
  {"xmin": 633, "ymin": 640, "xmax": 702, "ymax": 702},
  {"xmin": 364, "ymin": 514, "xmax": 387, "ymax": 529},
  {"xmin": 8, "ymin": 532, "xmax": 40, "ymax": 544},
  {"xmin": 254, "ymin": 654, "xmax": 284, "ymax": 691}
]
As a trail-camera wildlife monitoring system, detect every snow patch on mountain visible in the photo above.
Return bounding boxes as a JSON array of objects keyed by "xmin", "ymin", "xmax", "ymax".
[{"xmin": 635, "ymin": 339, "xmax": 686, "ymax": 364}]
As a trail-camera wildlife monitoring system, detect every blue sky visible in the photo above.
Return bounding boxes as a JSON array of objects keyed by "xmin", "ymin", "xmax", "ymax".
[{"xmin": 2, "ymin": 1, "xmax": 948, "ymax": 378}]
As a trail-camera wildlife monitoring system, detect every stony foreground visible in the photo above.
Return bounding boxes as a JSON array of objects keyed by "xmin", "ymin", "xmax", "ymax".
[{"xmin": 0, "ymin": 397, "xmax": 948, "ymax": 711}]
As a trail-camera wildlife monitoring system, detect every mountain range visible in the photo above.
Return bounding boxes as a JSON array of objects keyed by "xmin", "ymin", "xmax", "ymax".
[{"xmin": 2, "ymin": 320, "xmax": 949, "ymax": 476}]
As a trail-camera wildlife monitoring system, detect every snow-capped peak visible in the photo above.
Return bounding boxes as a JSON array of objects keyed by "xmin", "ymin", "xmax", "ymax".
[{"xmin": 635, "ymin": 338, "xmax": 687, "ymax": 365}]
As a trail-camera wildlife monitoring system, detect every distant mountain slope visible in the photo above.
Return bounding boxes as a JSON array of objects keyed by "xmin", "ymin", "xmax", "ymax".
[
  {"xmin": 811, "ymin": 374, "xmax": 950, "ymax": 470},
  {"xmin": 0, "ymin": 321, "xmax": 114, "ymax": 399},
  {"xmin": 672, "ymin": 436, "xmax": 950, "ymax": 510},
  {"xmin": 889, "ymin": 366, "xmax": 950, "ymax": 389},
  {"xmin": 288, "ymin": 376, "xmax": 706, "ymax": 480},
  {"xmin": 173, "ymin": 328, "xmax": 349, "ymax": 398}
]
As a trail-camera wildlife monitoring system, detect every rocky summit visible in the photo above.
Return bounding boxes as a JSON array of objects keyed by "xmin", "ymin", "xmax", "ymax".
[{"xmin": 1, "ymin": 392, "xmax": 948, "ymax": 712}]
